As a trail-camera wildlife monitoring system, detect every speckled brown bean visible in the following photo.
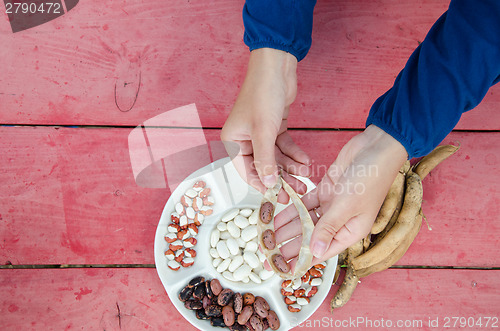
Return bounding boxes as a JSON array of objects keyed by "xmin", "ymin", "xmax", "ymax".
[
  {"xmin": 229, "ymin": 324, "xmax": 247, "ymax": 331},
  {"xmin": 250, "ymin": 314, "xmax": 264, "ymax": 331},
  {"xmin": 237, "ymin": 305, "xmax": 254, "ymax": 325},
  {"xmin": 259, "ymin": 202, "xmax": 274, "ymax": 224},
  {"xmin": 210, "ymin": 279, "xmax": 223, "ymax": 296},
  {"xmin": 202, "ymin": 296, "xmax": 210, "ymax": 309},
  {"xmin": 184, "ymin": 300, "xmax": 203, "ymax": 310},
  {"xmin": 205, "ymin": 305, "xmax": 222, "ymax": 317},
  {"xmin": 205, "ymin": 280, "xmax": 214, "ymax": 299},
  {"xmin": 233, "ymin": 292, "xmax": 243, "ymax": 314},
  {"xmin": 188, "ymin": 276, "xmax": 205, "ymax": 287},
  {"xmin": 266, "ymin": 310, "xmax": 280, "ymax": 330},
  {"xmin": 253, "ymin": 296, "xmax": 269, "ymax": 318},
  {"xmin": 272, "ymin": 254, "xmax": 290, "ymax": 273},
  {"xmin": 262, "ymin": 229, "xmax": 276, "ymax": 250},
  {"xmin": 242, "ymin": 293, "xmax": 255, "ymax": 306},
  {"xmin": 222, "ymin": 305, "xmax": 235, "ymax": 326},
  {"xmin": 178, "ymin": 285, "xmax": 194, "ymax": 302},
  {"xmin": 193, "ymin": 283, "xmax": 206, "ymax": 300},
  {"xmin": 217, "ymin": 288, "xmax": 234, "ymax": 306}
]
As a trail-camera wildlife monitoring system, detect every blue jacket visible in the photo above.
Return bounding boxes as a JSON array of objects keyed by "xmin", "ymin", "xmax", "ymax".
[{"xmin": 243, "ymin": 0, "xmax": 500, "ymax": 158}]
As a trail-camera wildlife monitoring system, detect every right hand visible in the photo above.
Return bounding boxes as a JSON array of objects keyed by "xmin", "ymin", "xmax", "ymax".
[{"xmin": 221, "ymin": 48, "xmax": 312, "ymax": 201}]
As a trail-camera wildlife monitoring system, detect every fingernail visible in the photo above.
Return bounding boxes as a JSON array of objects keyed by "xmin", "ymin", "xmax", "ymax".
[
  {"xmin": 262, "ymin": 174, "xmax": 277, "ymax": 188},
  {"xmin": 312, "ymin": 241, "xmax": 327, "ymax": 258}
]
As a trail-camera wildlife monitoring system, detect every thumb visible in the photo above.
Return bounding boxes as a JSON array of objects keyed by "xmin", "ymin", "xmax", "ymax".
[
  {"xmin": 252, "ymin": 124, "xmax": 279, "ymax": 188},
  {"xmin": 309, "ymin": 203, "xmax": 350, "ymax": 259}
]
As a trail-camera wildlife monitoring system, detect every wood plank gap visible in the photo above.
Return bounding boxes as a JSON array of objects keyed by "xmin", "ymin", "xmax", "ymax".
[
  {"xmin": 2, "ymin": 124, "xmax": 500, "ymax": 134},
  {"xmin": 0, "ymin": 264, "xmax": 156, "ymax": 269}
]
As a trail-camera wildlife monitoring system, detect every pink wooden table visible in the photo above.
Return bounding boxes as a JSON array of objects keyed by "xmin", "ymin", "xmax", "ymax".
[{"xmin": 1, "ymin": 0, "xmax": 499, "ymax": 330}]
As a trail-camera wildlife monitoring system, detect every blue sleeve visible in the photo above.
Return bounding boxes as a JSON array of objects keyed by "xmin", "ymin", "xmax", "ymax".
[
  {"xmin": 366, "ymin": 0, "xmax": 500, "ymax": 158},
  {"xmin": 242, "ymin": 0, "xmax": 317, "ymax": 62}
]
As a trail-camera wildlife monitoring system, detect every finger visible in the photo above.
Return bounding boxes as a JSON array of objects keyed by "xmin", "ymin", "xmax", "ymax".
[
  {"xmin": 279, "ymin": 236, "xmax": 301, "ymax": 261},
  {"xmin": 310, "ymin": 214, "xmax": 373, "ymax": 264},
  {"xmin": 276, "ymin": 131, "xmax": 312, "ymax": 166},
  {"xmin": 274, "ymin": 188, "xmax": 320, "ymax": 228},
  {"xmin": 252, "ymin": 124, "xmax": 279, "ymax": 188},
  {"xmin": 275, "ymin": 147, "xmax": 311, "ymax": 178},
  {"xmin": 281, "ymin": 171, "xmax": 308, "ymax": 195},
  {"xmin": 309, "ymin": 206, "xmax": 350, "ymax": 259},
  {"xmin": 275, "ymin": 210, "xmax": 319, "ymax": 244},
  {"xmin": 232, "ymin": 154, "xmax": 267, "ymax": 195}
]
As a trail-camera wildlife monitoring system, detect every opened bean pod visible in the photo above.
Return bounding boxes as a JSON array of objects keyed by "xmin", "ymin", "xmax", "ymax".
[{"xmin": 257, "ymin": 177, "xmax": 314, "ymax": 280}]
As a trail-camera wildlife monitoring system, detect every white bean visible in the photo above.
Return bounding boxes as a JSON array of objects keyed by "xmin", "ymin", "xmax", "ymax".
[
  {"xmin": 179, "ymin": 215, "xmax": 188, "ymax": 227},
  {"xmin": 212, "ymin": 258, "xmax": 222, "ymax": 268},
  {"xmin": 291, "ymin": 278, "xmax": 302, "ymax": 290},
  {"xmin": 185, "ymin": 188, "xmax": 198, "ymax": 199},
  {"xmin": 248, "ymin": 210, "xmax": 259, "ymax": 225},
  {"xmin": 233, "ymin": 263, "xmax": 252, "ymax": 281},
  {"xmin": 216, "ymin": 241, "xmax": 230, "ymax": 260},
  {"xmin": 227, "ymin": 221, "xmax": 241, "ymax": 238},
  {"xmin": 220, "ymin": 231, "xmax": 231, "ymax": 240},
  {"xmin": 243, "ymin": 251, "xmax": 260, "ymax": 269},
  {"xmin": 239, "ymin": 208, "xmax": 253, "ymax": 218},
  {"xmin": 296, "ymin": 297, "xmax": 309, "ymax": 306},
  {"xmin": 248, "ymin": 272, "xmax": 261, "ymax": 284},
  {"xmin": 241, "ymin": 276, "xmax": 250, "ymax": 283},
  {"xmin": 234, "ymin": 215, "xmax": 249, "ymax": 229},
  {"xmin": 216, "ymin": 258, "xmax": 231, "ymax": 273},
  {"xmin": 226, "ymin": 238, "xmax": 240, "ymax": 256},
  {"xmin": 217, "ymin": 222, "xmax": 227, "ymax": 231},
  {"xmin": 241, "ymin": 225, "xmax": 258, "ymax": 242},
  {"xmin": 175, "ymin": 202, "xmax": 184, "ymax": 215},
  {"xmin": 237, "ymin": 237, "xmax": 247, "ymax": 248},
  {"xmin": 210, "ymin": 248, "xmax": 219, "ymax": 259},
  {"xmin": 310, "ymin": 278, "xmax": 322, "ymax": 286},
  {"xmin": 221, "ymin": 208, "xmax": 239, "ymax": 222},
  {"xmin": 186, "ymin": 207, "xmax": 195, "ymax": 219},
  {"xmin": 222, "ymin": 271, "xmax": 235, "ymax": 281},
  {"xmin": 210, "ymin": 229, "xmax": 220, "ymax": 248},
  {"xmin": 228, "ymin": 255, "xmax": 244, "ymax": 272},
  {"xmin": 258, "ymin": 269, "xmax": 274, "ymax": 281},
  {"xmin": 244, "ymin": 241, "xmax": 258, "ymax": 253}
]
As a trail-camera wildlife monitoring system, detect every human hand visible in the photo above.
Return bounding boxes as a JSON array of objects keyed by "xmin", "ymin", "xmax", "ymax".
[
  {"xmin": 271, "ymin": 125, "xmax": 408, "ymax": 269},
  {"xmin": 221, "ymin": 48, "xmax": 311, "ymax": 202}
]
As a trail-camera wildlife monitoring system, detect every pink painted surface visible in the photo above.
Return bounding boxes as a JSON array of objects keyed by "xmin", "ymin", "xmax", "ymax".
[
  {"xmin": 0, "ymin": 268, "xmax": 498, "ymax": 330},
  {"xmin": 0, "ymin": 0, "xmax": 499, "ymax": 129},
  {"xmin": 1, "ymin": 127, "xmax": 499, "ymax": 267}
]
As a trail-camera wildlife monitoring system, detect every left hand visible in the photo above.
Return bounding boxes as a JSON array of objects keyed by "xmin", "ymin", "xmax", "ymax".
[{"xmin": 269, "ymin": 125, "xmax": 408, "ymax": 269}]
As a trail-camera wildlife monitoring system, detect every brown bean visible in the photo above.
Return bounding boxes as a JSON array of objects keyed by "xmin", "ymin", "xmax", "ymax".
[
  {"xmin": 272, "ymin": 254, "xmax": 290, "ymax": 273},
  {"xmin": 259, "ymin": 202, "xmax": 274, "ymax": 224},
  {"xmin": 217, "ymin": 288, "xmax": 234, "ymax": 306},
  {"xmin": 205, "ymin": 280, "xmax": 213, "ymax": 299},
  {"xmin": 178, "ymin": 285, "xmax": 194, "ymax": 302},
  {"xmin": 262, "ymin": 229, "xmax": 276, "ymax": 250},
  {"xmin": 222, "ymin": 305, "xmax": 235, "ymax": 326},
  {"xmin": 266, "ymin": 310, "xmax": 280, "ymax": 330},
  {"xmin": 250, "ymin": 314, "xmax": 264, "ymax": 331},
  {"xmin": 184, "ymin": 300, "xmax": 203, "ymax": 310},
  {"xmin": 188, "ymin": 276, "xmax": 205, "ymax": 287},
  {"xmin": 237, "ymin": 305, "xmax": 254, "ymax": 325},
  {"xmin": 242, "ymin": 293, "xmax": 255, "ymax": 306},
  {"xmin": 233, "ymin": 292, "xmax": 243, "ymax": 314},
  {"xmin": 210, "ymin": 279, "xmax": 222, "ymax": 296},
  {"xmin": 229, "ymin": 324, "xmax": 247, "ymax": 331},
  {"xmin": 202, "ymin": 296, "xmax": 210, "ymax": 309},
  {"xmin": 253, "ymin": 296, "xmax": 269, "ymax": 318},
  {"xmin": 205, "ymin": 304, "xmax": 222, "ymax": 317}
]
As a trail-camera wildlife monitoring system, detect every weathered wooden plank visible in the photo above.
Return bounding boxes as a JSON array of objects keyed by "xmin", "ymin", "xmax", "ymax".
[
  {"xmin": 1, "ymin": 0, "xmax": 498, "ymax": 129},
  {"xmin": 0, "ymin": 268, "xmax": 498, "ymax": 330},
  {"xmin": 1, "ymin": 127, "xmax": 499, "ymax": 266}
]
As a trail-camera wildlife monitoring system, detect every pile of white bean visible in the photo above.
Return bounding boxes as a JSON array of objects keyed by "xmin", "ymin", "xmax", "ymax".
[{"xmin": 210, "ymin": 207, "xmax": 274, "ymax": 283}]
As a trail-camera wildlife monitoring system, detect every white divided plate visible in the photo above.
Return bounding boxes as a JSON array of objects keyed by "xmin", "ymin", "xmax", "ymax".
[{"xmin": 154, "ymin": 158, "xmax": 338, "ymax": 330}]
